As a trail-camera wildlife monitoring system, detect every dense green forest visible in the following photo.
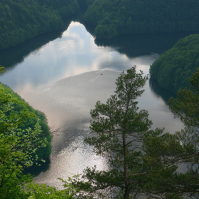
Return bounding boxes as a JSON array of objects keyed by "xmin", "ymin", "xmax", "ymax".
[
  {"xmin": 1, "ymin": 0, "xmax": 199, "ymax": 49},
  {"xmin": 0, "ymin": 82, "xmax": 51, "ymax": 161},
  {"xmin": 84, "ymin": 0, "xmax": 199, "ymax": 39},
  {"xmin": 0, "ymin": 0, "xmax": 79, "ymax": 49},
  {"xmin": 150, "ymin": 34, "xmax": 199, "ymax": 94}
]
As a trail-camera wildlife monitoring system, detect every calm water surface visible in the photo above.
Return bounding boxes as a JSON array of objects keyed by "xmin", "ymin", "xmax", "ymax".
[{"xmin": 0, "ymin": 22, "xmax": 185, "ymax": 188}]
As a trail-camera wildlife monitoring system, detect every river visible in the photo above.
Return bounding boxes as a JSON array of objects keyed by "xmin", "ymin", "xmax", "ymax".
[{"xmin": 0, "ymin": 21, "xmax": 190, "ymax": 189}]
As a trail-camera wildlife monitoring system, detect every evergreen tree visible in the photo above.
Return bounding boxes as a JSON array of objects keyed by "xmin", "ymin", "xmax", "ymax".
[
  {"xmin": 150, "ymin": 34, "xmax": 199, "ymax": 94},
  {"xmin": 169, "ymin": 68, "xmax": 199, "ymax": 127},
  {"xmin": 62, "ymin": 67, "xmax": 154, "ymax": 198},
  {"xmin": 167, "ymin": 68, "xmax": 199, "ymax": 197},
  {"xmin": 63, "ymin": 67, "xmax": 199, "ymax": 198}
]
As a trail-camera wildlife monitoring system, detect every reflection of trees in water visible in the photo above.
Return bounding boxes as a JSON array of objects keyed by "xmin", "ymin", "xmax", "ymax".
[
  {"xmin": 23, "ymin": 158, "xmax": 50, "ymax": 177},
  {"xmin": 0, "ymin": 17, "xmax": 195, "ymax": 70},
  {"xmin": 149, "ymin": 78, "xmax": 176, "ymax": 104},
  {"xmin": 0, "ymin": 20, "xmax": 72, "ymax": 69},
  {"xmin": 0, "ymin": 31, "xmax": 61, "ymax": 69},
  {"xmin": 94, "ymin": 32, "xmax": 196, "ymax": 58}
]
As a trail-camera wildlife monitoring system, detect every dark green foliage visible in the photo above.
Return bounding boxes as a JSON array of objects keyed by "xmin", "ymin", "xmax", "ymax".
[
  {"xmin": 0, "ymin": 0, "xmax": 79, "ymax": 49},
  {"xmin": 2, "ymin": 0, "xmax": 199, "ymax": 49},
  {"xmin": 24, "ymin": 182, "xmax": 74, "ymax": 199},
  {"xmin": 169, "ymin": 68, "xmax": 199, "ymax": 127},
  {"xmin": 167, "ymin": 69, "xmax": 199, "ymax": 197},
  {"xmin": 83, "ymin": 0, "xmax": 199, "ymax": 39},
  {"xmin": 150, "ymin": 34, "xmax": 199, "ymax": 94},
  {"xmin": 0, "ymin": 66, "xmax": 5, "ymax": 73},
  {"xmin": 0, "ymin": 83, "xmax": 51, "ymax": 161},
  {"xmin": 0, "ymin": 82, "xmax": 45, "ymax": 198},
  {"xmin": 77, "ymin": 0, "xmax": 95, "ymax": 9}
]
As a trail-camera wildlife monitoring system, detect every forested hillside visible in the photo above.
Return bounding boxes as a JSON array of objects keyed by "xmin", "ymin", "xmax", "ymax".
[
  {"xmin": 84, "ymin": 0, "xmax": 199, "ymax": 39},
  {"xmin": 0, "ymin": 82, "xmax": 51, "ymax": 161},
  {"xmin": 1, "ymin": 0, "xmax": 199, "ymax": 49},
  {"xmin": 0, "ymin": 0, "xmax": 79, "ymax": 49},
  {"xmin": 150, "ymin": 34, "xmax": 199, "ymax": 94}
]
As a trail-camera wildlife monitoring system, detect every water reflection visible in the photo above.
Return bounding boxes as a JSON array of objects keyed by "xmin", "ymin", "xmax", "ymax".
[
  {"xmin": 95, "ymin": 31, "xmax": 197, "ymax": 58},
  {"xmin": 149, "ymin": 79, "xmax": 177, "ymax": 104},
  {"xmin": 0, "ymin": 22, "xmax": 195, "ymax": 92},
  {"xmin": 0, "ymin": 22, "xmax": 137, "ymax": 92},
  {"xmin": 23, "ymin": 159, "xmax": 51, "ymax": 176},
  {"xmin": 0, "ymin": 30, "xmax": 64, "ymax": 69},
  {"xmin": 0, "ymin": 21, "xmax": 185, "ymax": 189}
]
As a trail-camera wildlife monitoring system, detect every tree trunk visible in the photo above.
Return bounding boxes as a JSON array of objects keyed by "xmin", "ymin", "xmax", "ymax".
[
  {"xmin": 124, "ymin": 187, "xmax": 130, "ymax": 199},
  {"xmin": 123, "ymin": 133, "xmax": 130, "ymax": 199}
]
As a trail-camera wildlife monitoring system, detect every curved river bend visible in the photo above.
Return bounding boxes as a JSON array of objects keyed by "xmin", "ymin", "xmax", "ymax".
[{"xmin": 0, "ymin": 22, "xmax": 185, "ymax": 188}]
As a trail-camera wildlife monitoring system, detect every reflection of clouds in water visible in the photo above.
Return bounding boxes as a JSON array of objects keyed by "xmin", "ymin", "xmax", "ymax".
[
  {"xmin": 98, "ymin": 52, "xmax": 134, "ymax": 71},
  {"xmin": 133, "ymin": 54, "xmax": 159, "ymax": 65},
  {"xmin": 63, "ymin": 66, "xmax": 91, "ymax": 77},
  {"xmin": 0, "ymin": 21, "xmax": 158, "ymax": 93},
  {"xmin": 62, "ymin": 22, "xmax": 91, "ymax": 51},
  {"xmin": 39, "ymin": 22, "xmax": 137, "ymax": 78},
  {"xmin": 136, "ymin": 64, "xmax": 150, "ymax": 75},
  {"xmin": 63, "ymin": 21, "xmax": 87, "ymax": 35},
  {"xmin": 15, "ymin": 83, "xmax": 34, "ymax": 96},
  {"xmin": 55, "ymin": 36, "xmax": 85, "ymax": 54},
  {"xmin": 97, "ymin": 51, "xmax": 159, "ymax": 73}
]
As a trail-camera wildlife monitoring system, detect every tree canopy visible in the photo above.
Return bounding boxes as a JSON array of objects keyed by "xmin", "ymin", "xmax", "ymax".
[
  {"xmin": 0, "ymin": 82, "xmax": 49, "ymax": 198},
  {"xmin": 83, "ymin": 0, "xmax": 199, "ymax": 39},
  {"xmin": 169, "ymin": 68, "xmax": 199, "ymax": 128},
  {"xmin": 0, "ymin": 0, "xmax": 79, "ymax": 49},
  {"xmin": 1, "ymin": 0, "xmax": 199, "ymax": 49},
  {"xmin": 150, "ymin": 34, "xmax": 199, "ymax": 94},
  {"xmin": 0, "ymin": 83, "xmax": 52, "ymax": 161},
  {"xmin": 167, "ymin": 69, "xmax": 199, "ymax": 197}
]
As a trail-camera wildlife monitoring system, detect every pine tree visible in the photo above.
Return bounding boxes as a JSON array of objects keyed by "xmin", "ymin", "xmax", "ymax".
[{"xmin": 64, "ymin": 67, "xmax": 153, "ymax": 198}]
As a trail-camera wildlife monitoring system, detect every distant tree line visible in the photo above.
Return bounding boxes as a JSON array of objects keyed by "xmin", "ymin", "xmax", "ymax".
[
  {"xmin": 0, "ymin": 0, "xmax": 79, "ymax": 49},
  {"xmin": 150, "ymin": 34, "xmax": 199, "ymax": 94},
  {"xmin": 1, "ymin": 0, "xmax": 199, "ymax": 49},
  {"xmin": 83, "ymin": 0, "xmax": 199, "ymax": 39}
]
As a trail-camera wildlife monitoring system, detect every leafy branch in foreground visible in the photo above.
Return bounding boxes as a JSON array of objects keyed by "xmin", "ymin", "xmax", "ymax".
[
  {"xmin": 169, "ymin": 68, "xmax": 199, "ymax": 127},
  {"xmin": 0, "ymin": 83, "xmax": 49, "ymax": 198},
  {"xmin": 0, "ymin": 70, "xmax": 75, "ymax": 198},
  {"xmin": 167, "ymin": 68, "xmax": 199, "ymax": 196},
  {"xmin": 0, "ymin": 65, "xmax": 5, "ymax": 74}
]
